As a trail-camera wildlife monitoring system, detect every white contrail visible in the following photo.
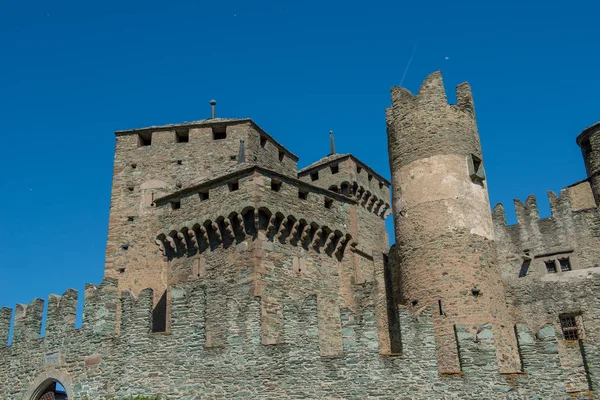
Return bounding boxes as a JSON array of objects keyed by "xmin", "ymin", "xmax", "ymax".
[{"xmin": 399, "ymin": 45, "xmax": 418, "ymax": 87}]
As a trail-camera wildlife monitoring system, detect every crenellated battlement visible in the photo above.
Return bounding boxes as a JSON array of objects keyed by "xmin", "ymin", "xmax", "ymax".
[{"xmin": 2, "ymin": 277, "xmax": 595, "ymax": 398}]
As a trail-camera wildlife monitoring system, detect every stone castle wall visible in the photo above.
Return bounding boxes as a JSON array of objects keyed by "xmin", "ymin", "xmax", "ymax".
[{"xmin": 2, "ymin": 276, "xmax": 599, "ymax": 399}]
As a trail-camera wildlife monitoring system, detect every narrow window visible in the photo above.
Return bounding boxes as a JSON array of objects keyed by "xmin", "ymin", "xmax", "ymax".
[
  {"xmin": 468, "ymin": 154, "xmax": 486, "ymax": 182},
  {"xmin": 138, "ymin": 133, "xmax": 152, "ymax": 146},
  {"xmin": 127, "ymin": 186, "xmax": 134, "ymax": 192},
  {"xmin": 230, "ymin": 155, "xmax": 236, "ymax": 160},
  {"xmin": 341, "ymin": 183, "xmax": 350, "ymax": 196},
  {"xmin": 117, "ymin": 268, "xmax": 126, "ymax": 274},
  {"xmin": 176, "ymin": 159, "xmax": 183, "ymax": 165},
  {"xmin": 545, "ymin": 260, "xmax": 557, "ymax": 273},
  {"xmin": 356, "ymin": 165, "xmax": 362, "ymax": 174},
  {"xmin": 199, "ymin": 191, "xmax": 209, "ymax": 201},
  {"xmin": 171, "ymin": 200, "xmax": 181, "ymax": 210},
  {"xmin": 519, "ymin": 260, "xmax": 531, "ymax": 278},
  {"xmin": 310, "ymin": 172, "xmax": 319, "ymax": 181},
  {"xmin": 271, "ymin": 179, "xmax": 281, "ymax": 192},
  {"xmin": 278, "ymin": 150, "xmax": 285, "ymax": 162},
  {"xmin": 176, "ymin": 130, "xmax": 189, "ymax": 143},
  {"xmin": 559, "ymin": 258, "xmax": 572, "ymax": 272},
  {"xmin": 212, "ymin": 126, "xmax": 227, "ymax": 140},
  {"xmin": 121, "ymin": 243, "xmax": 130, "ymax": 250},
  {"xmin": 368, "ymin": 174, "xmax": 373, "ymax": 181},
  {"xmin": 330, "ymin": 165, "xmax": 339, "ymax": 174},
  {"xmin": 324, "ymin": 198, "xmax": 333, "ymax": 209},
  {"xmin": 260, "ymin": 136, "xmax": 267, "ymax": 148},
  {"xmin": 131, "ymin": 163, "xmax": 137, "ymax": 169},
  {"xmin": 127, "ymin": 216, "xmax": 135, "ymax": 222},
  {"xmin": 228, "ymin": 180, "xmax": 239, "ymax": 192},
  {"xmin": 559, "ymin": 315, "xmax": 580, "ymax": 340},
  {"xmin": 438, "ymin": 300, "xmax": 443, "ymax": 315},
  {"xmin": 379, "ymin": 181, "xmax": 384, "ymax": 189},
  {"xmin": 298, "ymin": 190, "xmax": 308, "ymax": 200}
]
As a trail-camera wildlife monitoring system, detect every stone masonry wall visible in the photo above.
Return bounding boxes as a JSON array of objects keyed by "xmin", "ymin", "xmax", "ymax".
[
  {"xmin": 2, "ymin": 275, "xmax": 597, "ymax": 399},
  {"xmin": 105, "ymin": 119, "xmax": 298, "ymax": 305},
  {"xmin": 494, "ymin": 179, "xmax": 600, "ymax": 393}
]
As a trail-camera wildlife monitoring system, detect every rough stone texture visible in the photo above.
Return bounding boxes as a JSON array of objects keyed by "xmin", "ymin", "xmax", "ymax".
[
  {"xmin": 2, "ymin": 71, "xmax": 600, "ymax": 399},
  {"xmin": 386, "ymin": 71, "xmax": 520, "ymax": 374}
]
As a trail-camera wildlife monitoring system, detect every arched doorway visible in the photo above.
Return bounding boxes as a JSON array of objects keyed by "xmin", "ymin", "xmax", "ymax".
[
  {"xmin": 36, "ymin": 380, "xmax": 68, "ymax": 399},
  {"xmin": 24, "ymin": 369, "xmax": 74, "ymax": 400}
]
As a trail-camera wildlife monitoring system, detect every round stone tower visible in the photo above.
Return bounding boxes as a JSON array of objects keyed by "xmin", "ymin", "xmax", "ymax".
[
  {"xmin": 576, "ymin": 121, "xmax": 600, "ymax": 205},
  {"xmin": 386, "ymin": 71, "xmax": 520, "ymax": 373}
]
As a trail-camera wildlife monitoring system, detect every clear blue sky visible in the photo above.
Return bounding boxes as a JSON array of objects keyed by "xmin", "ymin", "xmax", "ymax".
[{"xmin": 1, "ymin": 0, "xmax": 599, "ymax": 329}]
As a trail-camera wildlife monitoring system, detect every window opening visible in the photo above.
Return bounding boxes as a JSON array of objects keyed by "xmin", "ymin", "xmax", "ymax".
[
  {"xmin": 138, "ymin": 133, "xmax": 152, "ymax": 146},
  {"xmin": 199, "ymin": 191, "xmax": 209, "ymax": 201},
  {"xmin": 331, "ymin": 165, "xmax": 339, "ymax": 174},
  {"xmin": 171, "ymin": 200, "xmax": 181, "ymax": 210},
  {"xmin": 368, "ymin": 174, "xmax": 373, "ymax": 181},
  {"xmin": 278, "ymin": 150, "xmax": 285, "ymax": 162},
  {"xmin": 310, "ymin": 172, "xmax": 319, "ymax": 181},
  {"xmin": 228, "ymin": 180, "xmax": 239, "ymax": 192},
  {"xmin": 559, "ymin": 258, "xmax": 572, "ymax": 272},
  {"xmin": 356, "ymin": 165, "xmax": 362, "ymax": 174},
  {"xmin": 260, "ymin": 136, "xmax": 267, "ymax": 148},
  {"xmin": 271, "ymin": 179, "xmax": 281, "ymax": 192},
  {"xmin": 468, "ymin": 154, "xmax": 486, "ymax": 182},
  {"xmin": 519, "ymin": 260, "xmax": 531, "ymax": 278},
  {"xmin": 438, "ymin": 300, "xmax": 443, "ymax": 315},
  {"xmin": 212, "ymin": 126, "xmax": 227, "ymax": 140},
  {"xmin": 324, "ymin": 198, "xmax": 333, "ymax": 209},
  {"xmin": 545, "ymin": 260, "xmax": 557, "ymax": 273},
  {"xmin": 559, "ymin": 315, "xmax": 580, "ymax": 340},
  {"xmin": 176, "ymin": 159, "xmax": 183, "ymax": 165},
  {"xmin": 176, "ymin": 130, "xmax": 189, "ymax": 143},
  {"xmin": 298, "ymin": 190, "xmax": 308, "ymax": 200}
]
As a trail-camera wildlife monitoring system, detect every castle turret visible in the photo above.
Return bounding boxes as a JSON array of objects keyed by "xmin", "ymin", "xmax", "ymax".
[
  {"xmin": 386, "ymin": 71, "xmax": 520, "ymax": 373},
  {"xmin": 576, "ymin": 122, "xmax": 600, "ymax": 205}
]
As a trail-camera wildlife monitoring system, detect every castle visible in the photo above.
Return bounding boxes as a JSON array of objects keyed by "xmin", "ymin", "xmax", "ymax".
[{"xmin": 2, "ymin": 71, "xmax": 600, "ymax": 399}]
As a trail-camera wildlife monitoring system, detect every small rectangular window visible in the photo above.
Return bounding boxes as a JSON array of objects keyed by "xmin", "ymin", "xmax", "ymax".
[
  {"xmin": 228, "ymin": 180, "xmax": 239, "ymax": 192},
  {"xmin": 260, "ymin": 136, "xmax": 267, "ymax": 148},
  {"xmin": 468, "ymin": 154, "xmax": 486, "ymax": 182},
  {"xmin": 324, "ymin": 198, "xmax": 333, "ymax": 209},
  {"xmin": 271, "ymin": 179, "xmax": 281, "ymax": 192},
  {"xmin": 519, "ymin": 260, "xmax": 531, "ymax": 278},
  {"xmin": 545, "ymin": 260, "xmax": 557, "ymax": 273},
  {"xmin": 559, "ymin": 258, "xmax": 572, "ymax": 272},
  {"xmin": 559, "ymin": 315, "xmax": 580, "ymax": 340},
  {"xmin": 310, "ymin": 172, "xmax": 319, "ymax": 181},
  {"xmin": 176, "ymin": 130, "xmax": 189, "ymax": 143},
  {"xmin": 331, "ymin": 165, "xmax": 339, "ymax": 174},
  {"xmin": 368, "ymin": 174, "xmax": 373, "ymax": 181},
  {"xmin": 212, "ymin": 126, "xmax": 227, "ymax": 140},
  {"xmin": 138, "ymin": 133, "xmax": 152, "ymax": 146},
  {"xmin": 298, "ymin": 190, "xmax": 308, "ymax": 200},
  {"xmin": 278, "ymin": 150, "xmax": 285, "ymax": 162},
  {"xmin": 171, "ymin": 200, "xmax": 181, "ymax": 210},
  {"xmin": 199, "ymin": 191, "xmax": 209, "ymax": 201},
  {"xmin": 356, "ymin": 165, "xmax": 362, "ymax": 174}
]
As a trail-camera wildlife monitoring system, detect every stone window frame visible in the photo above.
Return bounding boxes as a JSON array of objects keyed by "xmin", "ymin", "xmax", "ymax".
[
  {"xmin": 538, "ymin": 252, "xmax": 576, "ymax": 275},
  {"xmin": 559, "ymin": 313, "xmax": 585, "ymax": 341},
  {"xmin": 468, "ymin": 154, "xmax": 485, "ymax": 182}
]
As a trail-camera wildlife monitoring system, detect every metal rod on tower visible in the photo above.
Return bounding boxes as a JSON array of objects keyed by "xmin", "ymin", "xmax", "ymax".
[
  {"xmin": 210, "ymin": 100, "xmax": 216, "ymax": 119},
  {"xmin": 330, "ymin": 130, "xmax": 336, "ymax": 155}
]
